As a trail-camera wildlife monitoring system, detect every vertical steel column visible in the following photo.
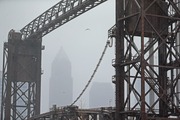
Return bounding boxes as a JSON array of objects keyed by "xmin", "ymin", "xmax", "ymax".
[
  {"xmin": 1, "ymin": 43, "xmax": 8, "ymax": 120},
  {"xmin": 5, "ymin": 38, "xmax": 13, "ymax": 120},
  {"xmin": 0, "ymin": 31, "xmax": 42, "ymax": 120},
  {"xmin": 113, "ymin": 0, "xmax": 180, "ymax": 119},
  {"xmin": 176, "ymin": 1, "xmax": 180, "ymax": 106},
  {"xmin": 140, "ymin": 0, "xmax": 146, "ymax": 119},
  {"xmin": 158, "ymin": 38, "xmax": 168, "ymax": 117},
  {"xmin": 115, "ymin": 0, "xmax": 124, "ymax": 119}
]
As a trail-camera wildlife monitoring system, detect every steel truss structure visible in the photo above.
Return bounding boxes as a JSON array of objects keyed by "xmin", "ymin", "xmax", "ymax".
[
  {"xmin": 1, "ymin": 0, "xmax": 107, "ymax": 120},
  {"xmin": 20, "ymin": 0, "xmax": 107, "ymax": 40},
  {"xmin": 113, "ymin": 0, "xmax": 180, "ymax": 119},
  {"xmin": 1, "ymin": 30, "xmax": 42, "ymax": 120},
  {"xmin": 2, "ymin": 0, "xmax": 180, "ymax": 119},
  {"xmin": 29, "ymin": 106, "xmax": 114, "ymax": 120}
]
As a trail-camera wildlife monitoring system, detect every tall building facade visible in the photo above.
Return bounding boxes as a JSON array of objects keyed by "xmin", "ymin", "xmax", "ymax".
[
  {"xmin": 49, "ymin": 48, "xmax": 73, "ymax": 108},
  {"xmin": 89, "ymin": 82, "xmax": 115, "ymax": 108}
]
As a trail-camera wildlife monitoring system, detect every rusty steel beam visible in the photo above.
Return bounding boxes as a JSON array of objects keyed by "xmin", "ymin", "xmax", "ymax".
[
  {"xmin": 115, "ymin": 0, "xmax": 125, "ymax": 120},
  {"xmin": 20, "ymin": 0, "xmax": 107, "ymax": 40},
  {"xmin": 28, "ymin": 106, "xmax": 114, "ymax": 120},
  {"xmin": 1, "ymin": 0, "xmax": 108, "ymax": 119},
  {"xmin": 140, "ymin": 0, "xmax": 146, "ymax": 119},
  {"xmin": 112, "ymin": 0, "xmax": 180, "ymax": 119}
]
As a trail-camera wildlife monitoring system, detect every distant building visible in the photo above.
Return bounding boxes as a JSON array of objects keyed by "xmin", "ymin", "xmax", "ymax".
[
  {"xmin": 89, "ymin": 82, "xmax": 115, "ymax": 108},
  {"xmin": 49, "ymin": 48, "xmax": 73, "ymax": 108}
]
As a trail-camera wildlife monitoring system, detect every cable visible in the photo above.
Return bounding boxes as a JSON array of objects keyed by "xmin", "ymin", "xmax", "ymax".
[{"xmin": 70, "ymin": 40, "xmax": 110, "ymax": 106}]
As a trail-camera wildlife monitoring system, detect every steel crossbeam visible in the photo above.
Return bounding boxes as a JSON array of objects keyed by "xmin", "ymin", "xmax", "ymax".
[
  {"xmin": 29, "ymin": 106, "xmax": 114, "ymax": 120},
  {"xmin": 20, "ymin": 0, "xmax": 107, "ymax": 40}
]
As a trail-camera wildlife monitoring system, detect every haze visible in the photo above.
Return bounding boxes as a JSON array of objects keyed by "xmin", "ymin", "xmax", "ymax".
[{"xmin": 0, "ymin": 0, "xmax": 115, "ymax": 113}]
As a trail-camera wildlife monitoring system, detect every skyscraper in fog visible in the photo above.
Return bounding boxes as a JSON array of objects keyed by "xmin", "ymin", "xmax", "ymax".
[
  {"xmin": 89, "ymin": 82, "xmax": 115, "ymax": 108},
  {"xmin": 49, "ymin": 48, "xmax": 73, "ymax": 108}
]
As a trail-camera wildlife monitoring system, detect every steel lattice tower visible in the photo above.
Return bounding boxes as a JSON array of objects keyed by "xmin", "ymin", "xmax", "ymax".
[
  {"xmin": 1, "ymin": 30, "xmax": 42, "ymax": 120},
  {"xmin": 114, "ymin": 0, "xmax": 180, "ymax": 119},
  {"xmin": 0, "ymin": 0, "xmax": 107, "ymax": 119}
]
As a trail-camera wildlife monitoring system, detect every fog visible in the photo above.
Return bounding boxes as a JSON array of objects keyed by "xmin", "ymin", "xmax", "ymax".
[{"xmin": 0, "ymin": 0, "xmax": 115, "ymax": 113}]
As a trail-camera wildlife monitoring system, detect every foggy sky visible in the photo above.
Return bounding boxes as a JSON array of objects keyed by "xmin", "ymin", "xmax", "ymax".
[
  {"xmin": 89, "ymin": 82, "xmax": 115, "ymax": 108},
  {"xmin": 0, "ymin": 0, "xmax": 115, "ymax": 113}
]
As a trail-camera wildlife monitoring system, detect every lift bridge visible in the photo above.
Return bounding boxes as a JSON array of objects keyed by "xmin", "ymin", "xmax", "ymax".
[{"xmin": 1, "ymin": 0, "xmax": 180, "ymax": 120}]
